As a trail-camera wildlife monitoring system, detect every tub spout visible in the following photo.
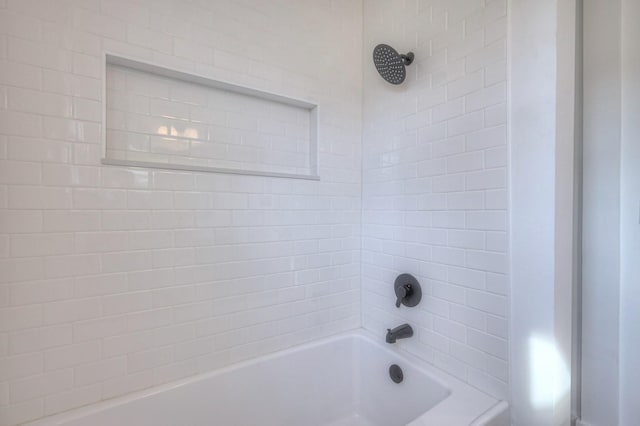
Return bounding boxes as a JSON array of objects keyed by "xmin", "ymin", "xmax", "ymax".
[{"xmin": 386, "ymin": 323, "xmax": 413, "ymax": 344}]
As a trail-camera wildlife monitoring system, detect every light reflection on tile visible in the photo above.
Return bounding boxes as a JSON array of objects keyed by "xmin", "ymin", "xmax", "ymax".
[{"xmin": 106, "ymin": 64, "xmax": 312, "ymax": 175}]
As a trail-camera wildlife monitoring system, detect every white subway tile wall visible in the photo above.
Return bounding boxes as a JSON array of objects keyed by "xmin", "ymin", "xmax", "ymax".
[
  {"xmin": 0, "ymin": 1, "xmax": 362, "ymax": 424},
  {"xmin": 362, "ymin": 0, "xmax": 509, "ymax": 399},
  {"xmin": 106, "ymin": 64, "xmax": 313, "ymax": 176}
]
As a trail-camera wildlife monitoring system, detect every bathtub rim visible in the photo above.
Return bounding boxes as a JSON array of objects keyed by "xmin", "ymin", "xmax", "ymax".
[{"xmin": 25, "ymin": 328, "xmax": 507, "ymax": 426}]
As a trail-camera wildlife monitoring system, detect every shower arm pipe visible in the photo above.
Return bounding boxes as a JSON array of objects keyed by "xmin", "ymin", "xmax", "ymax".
[{"xmin": 401, "ymin": 52, "xmax": 414, "ymax": 65}]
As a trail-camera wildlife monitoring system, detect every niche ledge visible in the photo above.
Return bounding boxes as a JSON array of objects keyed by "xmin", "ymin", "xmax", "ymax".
[{"xmin": 102, "ymin": 54, "xmax": 319, "ymax": 180}]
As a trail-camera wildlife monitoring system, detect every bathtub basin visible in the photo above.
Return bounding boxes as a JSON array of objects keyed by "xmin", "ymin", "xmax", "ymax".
[{"xmin": 27, "ymin": 330, "xmax": 508, "ymax": 426}]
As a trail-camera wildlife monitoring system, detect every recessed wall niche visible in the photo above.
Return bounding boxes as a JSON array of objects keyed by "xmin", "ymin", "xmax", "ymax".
[{"xmin": 103, "ymin": 55, "xmax": 319, "ymax": 179}]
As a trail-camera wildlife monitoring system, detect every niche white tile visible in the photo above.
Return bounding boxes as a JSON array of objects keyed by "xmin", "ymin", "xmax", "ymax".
[{"xmin": 104, "ymin": 56, "xmax": 319, "ymax": 180}]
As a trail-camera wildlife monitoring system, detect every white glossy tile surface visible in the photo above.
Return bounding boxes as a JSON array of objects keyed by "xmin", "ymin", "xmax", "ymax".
[
  {"xmin": 361, "ymin": 0, "xmax": 509, "ymax": 400},
  {"xmin": 105, "ymin": 61, "xmax": 315, "ymax": 177},
  {"xmin": 0, "ymin": 1, "xmax": 362, "ymax": 424}
]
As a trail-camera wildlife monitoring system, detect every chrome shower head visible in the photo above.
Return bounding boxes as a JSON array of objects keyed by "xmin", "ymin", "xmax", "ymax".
[{"xmin": 372, "ymin": 44, "xmax": 414, "ymax": 85}]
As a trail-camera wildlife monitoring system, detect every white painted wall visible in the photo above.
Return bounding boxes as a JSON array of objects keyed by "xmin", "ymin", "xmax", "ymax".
[
  {"xmin": 618, "ymin": 0, "xmax": 640, "ymax": 422},
  {"xmin": 0, "ymin": 2, "xmax": 362, "ymax": 424},
  {"xmin": 509, "ymin": 0, "xmax": 577, "ymax": 424},
  {"xmin": 554, "ymin": 1, "xmax": 579, "ymax": 424},
  {"xmin": 509, "ymin": 0, "xmax": 557, "ymax": 422},
  {"xmin": 581, "ymin": 1, "xmax": 622, "ymax": 424},
  {"xmin": 581, "ymin": 0, "xmax": 640, "ymax": 424},
  {"xmin": 362, "ymin": 0, "xmax": 510, "ymax": 400}
]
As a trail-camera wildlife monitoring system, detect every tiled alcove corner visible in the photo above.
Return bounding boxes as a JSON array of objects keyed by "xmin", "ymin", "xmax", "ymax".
[{"xmin": 104, "ymin": 55, "xmax": 319, "ymax": 180}]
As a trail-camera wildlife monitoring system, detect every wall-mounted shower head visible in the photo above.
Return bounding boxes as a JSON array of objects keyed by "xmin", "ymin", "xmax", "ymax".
[{"xmin": 372, "ymin": 44, "xmax": 414, "ymax": 85}]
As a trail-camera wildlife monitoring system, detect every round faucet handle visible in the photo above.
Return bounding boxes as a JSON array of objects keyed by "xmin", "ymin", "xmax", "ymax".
[
  {"xmin": 395, "ymin": 285, "xmax": 408, "ymax": 308},
  {"xmin": 394, "ymin": 274, "xmax": 422, "ymax": 308}
]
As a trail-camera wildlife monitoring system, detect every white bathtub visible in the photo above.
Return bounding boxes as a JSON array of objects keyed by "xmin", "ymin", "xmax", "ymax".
[{"xmin": 27, "ymin": 330, "xmax": 509, "ymax": 426}]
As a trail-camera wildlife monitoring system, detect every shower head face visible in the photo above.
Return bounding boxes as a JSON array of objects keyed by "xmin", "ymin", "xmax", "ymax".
[{"xmin": 373, "ymin": 44, "xmax": 413, "ymax": 85}]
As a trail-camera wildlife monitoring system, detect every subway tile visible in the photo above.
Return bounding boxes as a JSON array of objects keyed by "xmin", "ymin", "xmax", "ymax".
[
  {"xmin": 447, "ymin": 192, "xmax": 484, "ymax": 211},
  {"xmin": 42, "ymin": 116, "xmax": 77, "ymax": 141},
  {"xmin": 0, "ymin": 110, "xmax": 42, "ymax": 138},
  {"xmin": 466, "ymin": 39, "xmax": 506, "ymax": 73},
  {"xmin": 466, "ymin": 0, "xmax": 507, "ymax": 33},
  {"xmin": 0, "ymin": 398, "xmax": 44, "ymax": 425},
  {"xmin": 9, "ymin": 186, "xmax": 72, "ymax": 210},
  {"xmin": 484, "ymin": 103, "xmax": 507, "ymax": 127},
  {"xmin": 485, "ymin": 60, "xmax": 507, "ymax": 86},
  {"xmin": 102, "ymin": 330, "xmax": 154, "ymax": 359},
  {"xmin": 0, "ymin": 352, "xmax": 43, "ymax": 382},
  {"xmin": 43, "ymin": 384, "xmax": 101, "ymax": 416},
  {"xmin": 466, "ymin": 127, "xmax": 506, "ymax": 152},
  {"xmin": 7, "ymin": 86, "xmax": 73, "ymax": 117},
  {"xmin": 466, "ymin": 250, "xmax": 508, "ymax": 274},
  {"xmin": 487, "ymin": 315, "xmax": 508, "ymax": 339},
  {"xmin": 44, "ymin": 254, "xmax": 101, "ymax": 278},
  {"xmin": 467, "ymin": 368, "xmax": 508, "ymax": 399},
  {"xmin": 9, "ymin": 325, "xmax": 72, "ymax": 355},
  {"xmin": 465, "ymin": 82, "xmax": 506, "ymax": 112},
  {"xmin": 74, "ymin": 273, "xmax": 128, "ymax": 298},
  {"xmin": 0, "ymin": 305, "xmax": 42, "ymax": 332},
  {"xmin": 10, "ymin": 368, "xmax": 73, "ymax": 403},
  {"xmin": 449, "ymin": 340, "xmax": 486, "ymax": 371},
  {"xmin": 447, "ymin": 70, "xmax": 484, "ymax": 100},
  {"xmin": 127, "ymin": 308, "xmax": 172, "ymax": 333},
  {"xmin": 127, "ymin": 230, "xmax": 173, "ymax": 250},
  {"xmin": 486, "ymin": 231, "xmax": 508, "ymax": 252},
  {"xmin": 446, "ymin": 152, "xmax": 483, "ymax": 173},
  {"xmin": 450, "ymin": 303, "xmax": 487, "ymax": 330},
  {"xmin": 10, "ymin": 233, "xmax": 73, "ymax": 257},
  {"xmin": 432, "ymin": 174, "xmax": 465, "ymax": 193},
  {"xmin": 0, "ymin": 160, "xmax": 42, "ymax": 185},
  {"xmin": 447, "ymin": 230, "xmax": 485, "ymax": 250},
  {"xmin": 9, "ymin": 278, "xmax": 73, "ymax": 306},
  {"xmin": 432, "ymin": 136, "xmax": 465, "ymax": 158},
  {"xmin": 102, "ymin": 370, "xmax": 155, "ymax": 400},
  {"xmin": 466, "ymin": 289, "xmax": 507, "ymax": 316},
  {"xmin": 0, "ymin": 60, "xmax": 43, "ymax": 89},
  {"xmin": 485, "ymin": 189, "xmax": 508, "ymax": 210},
  {"xmin": 43, "ymin": 298, "xmax": 102, "ymax": 326},
  {"xmin": 8, "ymin": 36, "xmax": 72, "ymax": 72},
  {"xmin": 41, "ymin": 164, "xmax": 101, "ymax": 188},
  {"xmin": 101, "ymin": 211, "xmax": 151, "ymax": 231},
  {"xmin": 73, "ymin": 315, "xmax": 128, "ymax": 342},
  {"xmin": 467, "ymin": 328, "xmax": 507, "ymax": 360},
  {"xmin": 74, "ymin": 232, "xmax": 128, "ymax": 254},
  {"xmin": 433, "ymin": 98, "xmax": 464, "ymax": 123},
  {"xmin": 0, "ymin": 210, "xmax": 42, "ymax": 233},
  {"xmin": 432, "ymin": 246, "xmax": 466, "ymax": 267},
  {"xmin": 465, "ymin": 168, "xmax": 507, "ymax": 191},
  {"xmin": 433, "ymin": 349, "xmax": 470, "ymax": 379},
  {"xmin": 102, "ymin": 292, "xmax": 153, "ymax": 316},
  {"xmin": 486, "ymin": 272, "xmax": 509, "ymax": 296},
  {"xmin": 74, "ymin": 357, "xmax": 127, "ymax": 387},
  {"xmin": 7, "ymin": 137, "xmax": 71, "ymax": 163},
  {"xmin": 44, "ymin": 341, "xmax": 101, "ymax": 371},
  {"xmin": 361, "ymin": 0, "xmax": 510, "ymax": 400},
  {"xmin": 0, "ymin": 257, "xmax": 44, "ymax": 284},
  {"xmin": 432, "ymin": 211, "xmax": 465, "ymax": 229},
  {"xmin": 484, "ymin": 146, "xmax": 507, "ymax": 168},
  {"xmin": 0, "ymin": 0, "xmax": 511, "ymax": 416},
  {"xmin": 447, "ymin": 111, "xmax": 483, "ymax": 137},
  {"xmin": 127, "ymin": 26, "xmax": 172, "ymax": 54},
  {"xmin": 152, "ymin": 248, "xmax": 195, "ymax": 268},
  {"xmin": 431, "ymin": 282, "xmax": 466, "ymax": 305},
  {"xmin": 466, "ymin": 211, "xmax": 507, "ymax": 231},
  {"xmin": 73, "ymin": 188, "xmax": 127, "ymax": 210}
]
